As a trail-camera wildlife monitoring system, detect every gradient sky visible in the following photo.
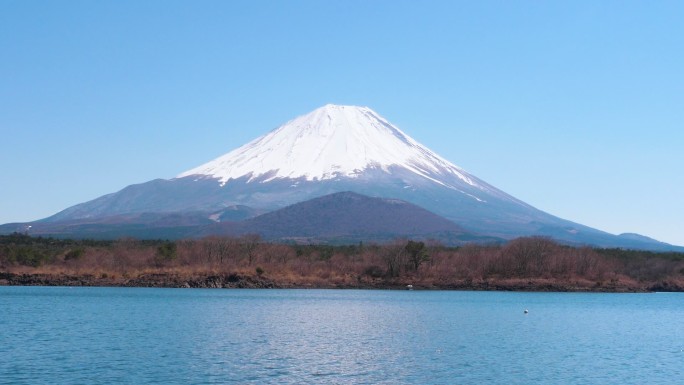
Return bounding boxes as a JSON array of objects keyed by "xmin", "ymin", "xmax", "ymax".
[{"xmin": 1, "ymin": 0, "xmax": 682, "ymax": 245}]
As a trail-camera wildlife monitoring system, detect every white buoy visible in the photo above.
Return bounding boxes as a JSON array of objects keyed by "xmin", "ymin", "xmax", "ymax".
[
  {"xmin": 524, "ymin": 309, "xmax": 529, "ymax": 314},
  {"xmin": 406, "ymin": 284, "xmax": 414, "ymax": 290}
]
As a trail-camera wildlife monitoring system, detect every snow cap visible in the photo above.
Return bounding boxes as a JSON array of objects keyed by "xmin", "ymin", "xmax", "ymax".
[{"xmin": 178, "ymin": 104, "xmax": 476, "ymax": 187}]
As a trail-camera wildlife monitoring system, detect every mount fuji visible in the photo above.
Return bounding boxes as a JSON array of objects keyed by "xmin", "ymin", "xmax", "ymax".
[{"xmin": 3, "ymin": 104, "xmax": 680, "ymax": 250}]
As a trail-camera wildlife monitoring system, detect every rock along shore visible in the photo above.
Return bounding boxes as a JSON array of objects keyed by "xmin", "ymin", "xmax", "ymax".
[{"xmin": 2, "ymin": 272, "xmax": 681, "ymax": 292}]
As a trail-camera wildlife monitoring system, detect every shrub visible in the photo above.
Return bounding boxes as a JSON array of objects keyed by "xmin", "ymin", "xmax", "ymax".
[
  {"xmin": 157, "ymin": 242, "xmax": 177, "ymax": 261},
  {"xmin": 65, "ymin": 248, "xmax": 85, "ymax": 261}
]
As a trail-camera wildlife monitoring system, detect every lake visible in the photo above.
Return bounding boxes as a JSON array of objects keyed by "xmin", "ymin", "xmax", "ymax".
[{"xmin": 1, "ymin": 287, "xmax": 682, "ymax": 384}]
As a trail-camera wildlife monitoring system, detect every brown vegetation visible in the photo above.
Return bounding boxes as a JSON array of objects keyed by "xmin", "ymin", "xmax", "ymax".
[{"xmin": 1, "ymin": 234, "xmax": 683, "ymax": 291}]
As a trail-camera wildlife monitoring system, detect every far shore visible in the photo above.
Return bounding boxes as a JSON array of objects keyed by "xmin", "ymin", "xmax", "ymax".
[
  {"xmin": 2, "ymin": 271, "xmax": 680, "ymax": 293},
  {"xmin": 3, "ymin": 234, "xmax": 683, "ymax": 294}
]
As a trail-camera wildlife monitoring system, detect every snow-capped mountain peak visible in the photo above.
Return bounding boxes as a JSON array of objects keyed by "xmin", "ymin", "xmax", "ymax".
[
  {"xmin": 27, "ymin": 105, "xmax": 679, "ymax": 251},
  {"xmin": 178, "ymin": 104, "xmax": 478, "ymax": 189}
]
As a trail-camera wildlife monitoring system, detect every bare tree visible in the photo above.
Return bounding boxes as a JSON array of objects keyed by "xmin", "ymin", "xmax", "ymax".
[
  {"xmin": 383, "ymin": 240, "xmax": 407, "ymax": 277},
  {"xmin": 240, "ymin": 234, "xmax": 261, "ymax": 266}
]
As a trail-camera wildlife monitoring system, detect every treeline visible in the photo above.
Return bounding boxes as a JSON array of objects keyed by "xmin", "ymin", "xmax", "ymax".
[{"xmin": 1, "ymin": 233, "xmax": 683, "ymax": 290}]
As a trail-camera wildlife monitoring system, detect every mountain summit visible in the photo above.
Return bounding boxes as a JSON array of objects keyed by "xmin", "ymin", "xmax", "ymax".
[
  {"xmin": 7, "ymin": 104, "xmax": 680, "ymax": 250},
  {"xmin": 179, "ymin": 104, "xmax": 519, "ymax": 205},
  {"xmin": 180, "ymin": 104, "xmax": 477, "ymax": 187}
]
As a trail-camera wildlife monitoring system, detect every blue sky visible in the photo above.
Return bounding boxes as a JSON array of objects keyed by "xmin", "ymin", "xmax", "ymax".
[{"xmin": 1, "ymin": 0, "xmax": 682, "ymax": 245}]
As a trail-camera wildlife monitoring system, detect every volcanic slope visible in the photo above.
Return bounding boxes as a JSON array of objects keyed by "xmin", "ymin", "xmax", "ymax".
[
  {"xmin": 196, "ymin": 191, "xmax": 494, "ymax": 244},
  {"xmin": 18, "ymin": 104, "xmax": 680, "ymax": 250}
]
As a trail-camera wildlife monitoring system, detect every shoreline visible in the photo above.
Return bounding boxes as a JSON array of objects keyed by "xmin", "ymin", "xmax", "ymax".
[
  {"xmin": 3, "ymin": 235, "xmax": 683, "ymax": 294},
  {"xmin": 2, "ymin": 272, "xmax": 680, "ymax": 293}
]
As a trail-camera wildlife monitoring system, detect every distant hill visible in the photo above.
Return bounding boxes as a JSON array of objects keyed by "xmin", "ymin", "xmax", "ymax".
[
  {"xmin": 195, "ymin": 192, "xmax": 496, "ymax": 244},
  {"xmin": 0, "ymin": 192, "xmax": 496, "ymax": 244}
]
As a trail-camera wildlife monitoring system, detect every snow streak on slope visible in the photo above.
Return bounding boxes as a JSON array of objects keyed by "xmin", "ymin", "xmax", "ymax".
[{"xmin": 179, "ymin": 104, "xmax": 480, "ymax": 190}]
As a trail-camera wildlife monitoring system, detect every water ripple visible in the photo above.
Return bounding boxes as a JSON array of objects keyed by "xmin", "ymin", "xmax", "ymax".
[{"xmin": 1, "ymin": 288, "xmax": 683, "ymax": 384}]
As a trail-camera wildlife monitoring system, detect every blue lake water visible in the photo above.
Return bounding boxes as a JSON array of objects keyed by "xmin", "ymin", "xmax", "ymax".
[{"xmin": 1, "ymin": 287, "xmax": 683, "ymax": 384}]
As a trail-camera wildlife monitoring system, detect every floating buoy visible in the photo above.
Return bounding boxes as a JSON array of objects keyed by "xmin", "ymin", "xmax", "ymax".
[
  {"xmin": 524, "ymin": 309, "xmax": 529, "ymax": 314},
  {"xmin": 406, "ymin": 284, "xmax": 414, "ymax": 290}
]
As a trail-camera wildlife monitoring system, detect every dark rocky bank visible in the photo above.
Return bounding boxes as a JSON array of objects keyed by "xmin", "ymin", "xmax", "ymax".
[{"xmin": 2, "ymin": 272, "xmax": 681, "ymax": 292}]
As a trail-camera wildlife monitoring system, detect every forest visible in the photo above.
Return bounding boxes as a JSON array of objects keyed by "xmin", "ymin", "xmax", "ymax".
[{"xmin": 1, "ymin": 233, "xmax": 683, "ymax": 291}]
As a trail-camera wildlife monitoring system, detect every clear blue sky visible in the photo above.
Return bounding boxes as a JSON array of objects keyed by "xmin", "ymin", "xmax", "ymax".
[{"xmin": 1, "ymin": 0, "xmax": 682, "ymax": 245}]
